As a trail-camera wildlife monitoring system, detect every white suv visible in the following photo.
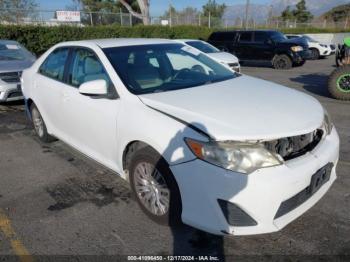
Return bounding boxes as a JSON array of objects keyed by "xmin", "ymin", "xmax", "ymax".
[
  {"xmin": 286, "ymin": 34, "xmax": 336, "ymax": 60},
  {"xmin": 22, "ymin": 39, "xmax": 339, "ymax": 236}
]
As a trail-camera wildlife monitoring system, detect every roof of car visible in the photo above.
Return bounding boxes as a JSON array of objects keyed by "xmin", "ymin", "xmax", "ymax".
[{"xmin": 57, "ymin": 38, "xmax": 178, "ymax": 49}]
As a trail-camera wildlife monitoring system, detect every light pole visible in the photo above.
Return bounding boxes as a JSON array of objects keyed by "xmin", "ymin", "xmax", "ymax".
[{"xmin": 245, "ymin": 0, "xmax": 250, "ymax": 29}]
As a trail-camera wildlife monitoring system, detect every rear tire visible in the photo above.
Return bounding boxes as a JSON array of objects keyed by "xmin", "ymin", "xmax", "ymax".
[
  {"xmin": 129, "ymin": 146, "xmax": 182, "ymax": 226},
  {"xmin": 30, "ymin": 104, "xmax": 55, "ymax": 143},
  {"xmin": 310, "ymin": 48, "xmax": 320, "ymax": 60},
  {"xmin": 328, "ymin": 66, "xmax": 350, "ymax": 100},
  {"xmin": 273, "ymin": 54, "xmax": 292, "ymax": 70}
]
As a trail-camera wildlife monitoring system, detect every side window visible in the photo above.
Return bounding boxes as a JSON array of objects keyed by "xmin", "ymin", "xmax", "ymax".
[
  {"xmin": 254, "ymin": 32, "xmax": 268, "ymax": 43},
  {"xmin": 39, "ymin": 48, "xmax": 69, "ymax": 81},
  {"xmin": 68, "ymin": 48, "xmax": 111, "ymax": 87},
  {"xmin": 239, "ymin": 32, "xmax": 253, "ymax": 42}
]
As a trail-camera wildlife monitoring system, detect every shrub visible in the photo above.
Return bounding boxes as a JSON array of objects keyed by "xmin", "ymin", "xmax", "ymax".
[{"xmin": 0, "ymin": 25, "xmax": 213, "ymax": 55}]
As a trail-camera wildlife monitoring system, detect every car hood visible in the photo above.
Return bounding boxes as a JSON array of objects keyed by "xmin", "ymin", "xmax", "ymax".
[
  {"xmin": 0, "ymin": 59, "xmax": 35, "ymax": 73},
  {"xmin": 207, "ymin": 52, "xmax": 239, "ymax": 64},
  {"xmin": 139, "ymin": 75, "xmax": 324, "ymax": 141},
  {"xmin": 279, "ymin": 37, "xmax": 308, "ymax": 47}
]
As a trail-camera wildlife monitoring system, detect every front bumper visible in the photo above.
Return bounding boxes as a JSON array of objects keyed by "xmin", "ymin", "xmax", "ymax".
[
  {"xmin": 0, "ymin": 82, "xmax": 23, "ymax": 102},
  {"xmin": 291, "ymin": 50, "xmax": 312, "ymax": 61},
  {"xmin": 319, "ymin": 47, "xmax": 334, "ymax": 56},
  {"xmin": 171, "ymin": 128, "xmax": 339, "ymax": 235}
]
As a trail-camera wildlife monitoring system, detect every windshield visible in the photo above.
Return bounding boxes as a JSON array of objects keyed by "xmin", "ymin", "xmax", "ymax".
[
  {"xmin": 270, "ymin": 32, "xmax": 287, "ymax": 42},
  {"xmin": 185, "ymin": 41, "xmax": 220, "ymax": 54},
  {"xmin": 0, "ymin": 42, "xmax": 33, "ymax": 61},
  {"xmin": 103, "ymin": 44, "xmax": 237, "ymax": 95}
]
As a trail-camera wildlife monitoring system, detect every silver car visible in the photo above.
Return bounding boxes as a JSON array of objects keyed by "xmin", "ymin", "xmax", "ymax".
[{"xmin": 0, "ymin": 40, "xmax": 36, "ymax": 102}]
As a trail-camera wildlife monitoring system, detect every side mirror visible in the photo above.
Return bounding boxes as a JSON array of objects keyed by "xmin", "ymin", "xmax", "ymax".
[{"xmin": 79, "ymin": 79, "xmax": 108, "ymax": 96}]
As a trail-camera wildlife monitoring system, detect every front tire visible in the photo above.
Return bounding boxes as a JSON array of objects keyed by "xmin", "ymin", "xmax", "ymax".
[
  {"xmin": 273, "ymin": 54, "xmax": 292, "ymax": 70},
  {"xmin": 30, "ymin": 104, "xmax": 55, "ymax": 143},
  {"xmin": 328, "ymin": 66, "xmax": 350, "ymax": 100},
  {"xmin": 310, "ymin": 48, "xmax": 320, "ymax": 60},
  {"xmin": 129, "ymin": 146, "xmax": 182, "ymax": 226}
]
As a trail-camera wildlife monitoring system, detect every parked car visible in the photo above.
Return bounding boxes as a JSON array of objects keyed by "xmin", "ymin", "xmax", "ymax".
[
  {"xmin": 175, "ymin": 39, "xmax": 240, "ymax": 72},
  {"xmin": 208, "ymin": 30, "xmax": 311, "ymax": 69},
  {"xmin": 0, "ymin": 40, "xmax": 36, "ymax": 103},
  {"xmin": 22, "ymin": 39, "xmax": 339, "ymax": 236},
  {"xmin": 286, "ymin": 34, "xmax": 336, "ymax": 60}
]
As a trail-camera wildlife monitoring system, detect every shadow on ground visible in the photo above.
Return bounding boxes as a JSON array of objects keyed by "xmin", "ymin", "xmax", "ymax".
[{"xmin": 290, "ymin": 73, "xmax": 333, "ymax": 99}]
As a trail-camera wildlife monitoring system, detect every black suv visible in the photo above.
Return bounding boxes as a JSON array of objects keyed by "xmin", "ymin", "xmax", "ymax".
[{"xmin": 208, "ymin": 30, "xmax": 311, "ymax": 69}]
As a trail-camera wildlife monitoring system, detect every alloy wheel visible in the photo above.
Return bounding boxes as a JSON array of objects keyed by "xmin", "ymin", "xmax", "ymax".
[
  {"xmin": 32, "ymin": 108, "xmax": 44, "ymax": 137},
  {"xmin": 133, "ymin": 162, "xmax": 170, "ymax": 216}
]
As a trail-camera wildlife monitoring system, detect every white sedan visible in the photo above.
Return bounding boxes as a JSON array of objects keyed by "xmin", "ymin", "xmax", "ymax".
[
  {"xmin": 22, "ymin": 39, "xmax": 339, "ymax": 236},
  {"xmin": 175, "ymin": 39, "xmax": 240, "ymax": 72}
]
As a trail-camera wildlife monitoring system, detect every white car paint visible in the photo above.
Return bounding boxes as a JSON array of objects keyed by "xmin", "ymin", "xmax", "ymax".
[
  {"xmin": 175, "ymin": 39, "xmax": 241, "ymax": 72},
  {"xmin": 22, "ymin": 38, "xmax": 339, "ymax": 236},
  {"xmin": 286, "ymin": 34, "xmax": 335, "ymax": 57}
]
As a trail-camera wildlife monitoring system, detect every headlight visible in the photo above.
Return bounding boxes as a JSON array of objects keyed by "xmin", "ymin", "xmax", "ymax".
[
  {"xmin": 185, "ymin": 138, "xmax": 283, "ymax": 174},
  {"xmin": 323, "ymin": 109, "xmax": 333, "ymax": 135},
  {"xmin": 291, "ymin": 46, "xmax": 303, "ymax": 52}
]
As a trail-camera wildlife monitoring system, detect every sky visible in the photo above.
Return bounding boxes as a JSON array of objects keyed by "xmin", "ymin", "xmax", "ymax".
[{"xmin": 38, "ymin": 0, "xmax": 271, "ymax": 16}]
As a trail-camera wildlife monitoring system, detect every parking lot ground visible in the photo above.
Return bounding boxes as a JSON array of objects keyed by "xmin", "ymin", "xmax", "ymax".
[{"xmin": 0, "ymin": 57, "xmax": 349, "ymax": 260}]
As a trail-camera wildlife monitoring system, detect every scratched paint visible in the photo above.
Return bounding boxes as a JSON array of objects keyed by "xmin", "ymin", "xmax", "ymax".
[{"xmin": 0, "ymin": 209, "xmax": 34, "ymax": 262}]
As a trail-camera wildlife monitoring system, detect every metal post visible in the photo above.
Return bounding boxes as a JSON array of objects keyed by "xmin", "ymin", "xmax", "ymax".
[
  {"xmin": 199, "ymin": 13, "xmax": 201, "ymax": 26},
  {"xmin": 208, "ymin": 11, "xmax": 211, "ymax": 28},
  {"xmin": 89, "ymin": 12, "xmax": 93, "ymax": 26},
  {"xmin": 344, "ymin": 17, "xmax": 348, "ymax": 29},
  {"xmin": 120, "ymin": 8, "xmax": 123, "ymax": 26},
  {"xmin": 130, "ymin": 13, "xmax": 132, "ymax": 26}
]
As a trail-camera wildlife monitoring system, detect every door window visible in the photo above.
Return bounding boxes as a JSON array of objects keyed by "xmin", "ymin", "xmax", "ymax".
[
  {"xmin": 254, "ymin": 32, "xmax": 268, "ymax": 43},
  {"xmin": 39, "ymin": 48, "xmax": 69, "ymax": 81},
  {"xmin": 239, "ymin": 32, "xmax": 253, "ymax": 42},
  {"xmin": 68, "ymin": 48, "xmax": 111, "ymax": 88}
]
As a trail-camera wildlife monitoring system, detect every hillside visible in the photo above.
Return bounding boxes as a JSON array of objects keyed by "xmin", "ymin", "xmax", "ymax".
[{"xmin": 321, "ymin": 3, "xmax": 350, "ymax": 22}]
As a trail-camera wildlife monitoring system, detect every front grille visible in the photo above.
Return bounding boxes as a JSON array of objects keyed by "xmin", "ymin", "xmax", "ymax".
[
  {"xmin": 330, "ymin": 45, "xmax": 336, "ymax": 50},
  {"xmin": 264, "ymin": 129, "xmax": 323, "ymax": 161},
  {"xmin": 274, "ymin": 163, "xmax": 333, "ymax": 219},
  {"xmin": 7, "ymin": 91, "xmax": 23, "ymax": 98},
  {"xmin": 0, "ymin": 71, "xmax": 22, "ymax": 83}
]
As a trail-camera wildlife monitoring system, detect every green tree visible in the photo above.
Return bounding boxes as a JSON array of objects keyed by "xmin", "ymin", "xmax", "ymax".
[
  {"xmin": 281, "ymin": 6, "xmax": 294, "ymax": 22},
  {"xmin": 0, "ymin": 0, "xmax": 38, "ymax": 23},
  {"xmin": 202, "ymin": 0, "xmax": 226, "ymax": 18},
  {"xmin": 292, "ymin": 0, "xmax": 313, "ymax": 23}
]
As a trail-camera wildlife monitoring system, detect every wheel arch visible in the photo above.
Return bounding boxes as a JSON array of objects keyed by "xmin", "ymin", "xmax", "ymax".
[{"xmin": 122, "ymin": 140, "xmax": 161, "ymax": 173}]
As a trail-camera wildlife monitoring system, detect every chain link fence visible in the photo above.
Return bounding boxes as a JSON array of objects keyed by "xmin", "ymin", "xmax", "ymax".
[{"xmin": 0, "ymin": 9, "xmax": 349, "ymax": 30}]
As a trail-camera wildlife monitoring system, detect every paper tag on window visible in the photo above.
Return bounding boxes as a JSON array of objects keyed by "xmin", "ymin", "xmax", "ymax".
[
  {"xmin": 6, "ymin": 44, "xmax": 19, "ymax": 50},
  {"xmin": 181, "ymin": 46, "xmax": 201, "ymax": 56}
]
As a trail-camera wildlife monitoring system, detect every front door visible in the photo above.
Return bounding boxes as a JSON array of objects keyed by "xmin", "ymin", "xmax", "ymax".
[{"xmin": 60, "ymin": 47, "xmax": 121, "ymax": 171}]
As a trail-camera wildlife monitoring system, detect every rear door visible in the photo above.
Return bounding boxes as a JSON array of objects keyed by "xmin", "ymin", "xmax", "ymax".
[
  {"xmin": 236, "ymin": 31, "xmax": 253, "ymax": 60},
  {"xmin": 34, "ymin": 47, "xmax": 70, "ymax": 136}
]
